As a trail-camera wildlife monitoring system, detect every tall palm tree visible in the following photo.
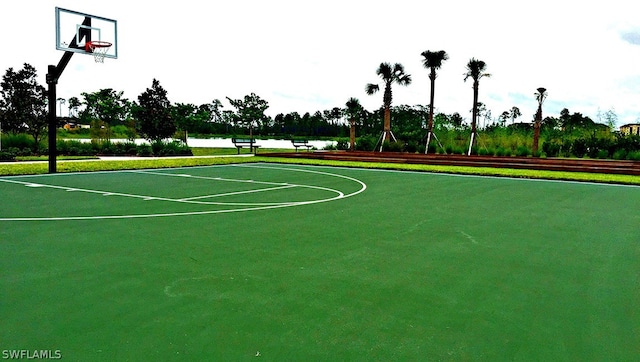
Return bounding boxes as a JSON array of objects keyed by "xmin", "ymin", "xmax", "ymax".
[
  {"xmin": 365, "ymin": 62, "xmax": 412, "ymax": 148},
  {"xmin": 533, "ymin": 87, "xmax": 547, "ymax": 155},
  {"xmin": 56, "ymin": 98, "xmax": 66, "ymax": 117},
  {"xmin": 68, "ymin": 96, "xmax": 81, "ymax": 117},
  {"xmin": 510, "ymin": 106, "xmax": 521, "ymax": 125},
  {"xmin": 344, "ymin": 97, "xmax": 363, "ymax": 151},
  {"xmin": 420, "ymin": 50, "xmax": 448, "ymax": 154},
  {"xmin": 464, "ymin": 58, "xmax": 490, "ymax": 155}
]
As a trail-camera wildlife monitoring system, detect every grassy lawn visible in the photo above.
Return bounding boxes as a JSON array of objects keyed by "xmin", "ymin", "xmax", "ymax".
[{"xmin": 190, "ymin": 147, "xmax": 296, "ymax": 156}]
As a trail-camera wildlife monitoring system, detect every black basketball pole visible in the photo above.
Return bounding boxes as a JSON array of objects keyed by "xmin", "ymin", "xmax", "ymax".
[
  {"xmin": 46, "ymin": 52, "xmax": 73, "ymax": 174},
  {"xmin": 46, "ymin": 16, "xmax": 90, "ymax": 173},
  {"xmin": 46, "ymin": 66, "xmax": 58, "ymax": 173}
]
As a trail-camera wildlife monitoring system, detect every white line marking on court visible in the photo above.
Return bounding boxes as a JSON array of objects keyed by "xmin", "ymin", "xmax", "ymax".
[
  {"xmin": 0, "ymin": 177, "xmax": 315, "ymax": 206},
  {"xmin": 0, "ymin": 164, "xmax": 367, "ymax": 221},
  {"xmin": 178, "ymin": 184, "xmax": 298, "ymax": 201},
  {"xmin": 232, "ymin": 163, "xmax": 368, "ymax": 194},
  {"xmin": 459, "ymin": 230, "xmax": 478, "ymax": 244},
  {"xmin": 128, "ymin": 170, "xmax": 288, "ymax": 186},
  {"xmin": 131, "ymin": 168, "xmax": 348, "ymax": 202}
]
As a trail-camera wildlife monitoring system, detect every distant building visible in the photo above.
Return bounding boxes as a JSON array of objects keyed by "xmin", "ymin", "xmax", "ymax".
[
  {"xmin": 63, "ymin": 122, "xmax": 90, "ymax": 130},
  {"xmin": 620, "ymin": 123, "xmax": 640, "ymax": 136}
]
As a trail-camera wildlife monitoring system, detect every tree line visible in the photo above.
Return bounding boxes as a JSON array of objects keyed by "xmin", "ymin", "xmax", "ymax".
[{"xmin": 1, "ymin": 60, "xmax": 639, "ymax": 159}]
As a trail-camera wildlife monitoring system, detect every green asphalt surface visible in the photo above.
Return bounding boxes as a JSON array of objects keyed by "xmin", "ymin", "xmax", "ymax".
[{"xmin": 1, "ymin": 163, "xmax": 638, "ymax": 360}]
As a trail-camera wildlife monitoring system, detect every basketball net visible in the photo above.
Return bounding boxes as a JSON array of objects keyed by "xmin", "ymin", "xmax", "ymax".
[{"xmin": 86, "ymin": 41, "xmax": 112, "ymax": 63}]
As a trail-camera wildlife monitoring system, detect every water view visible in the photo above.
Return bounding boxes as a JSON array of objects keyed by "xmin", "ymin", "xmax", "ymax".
[{"xmin": 75, "ymin": 138, "xmax": 336, "ymax": 150}]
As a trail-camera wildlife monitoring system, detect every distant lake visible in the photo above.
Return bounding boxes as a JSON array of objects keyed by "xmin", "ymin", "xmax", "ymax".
[{"xmin": 74, "ymin": 138, "xmax": 336, "ymax": 149}]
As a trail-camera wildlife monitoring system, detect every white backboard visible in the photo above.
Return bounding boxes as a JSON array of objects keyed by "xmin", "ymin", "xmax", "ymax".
[{"xmin": 55, "ymin": 7, "xmax": 118, "ymax": 59}]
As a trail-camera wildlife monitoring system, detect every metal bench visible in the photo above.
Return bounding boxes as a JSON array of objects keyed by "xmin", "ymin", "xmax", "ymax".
[
  {"xmin": 291, "ymin": 139, "xmax": 313, "ymax": 152},
  {"xmin": 232, "ymin": 138, "xmax": 261, "ymax": 154}
]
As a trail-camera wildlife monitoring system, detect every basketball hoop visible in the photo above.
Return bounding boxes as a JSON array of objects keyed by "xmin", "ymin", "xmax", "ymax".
[{"xmin": 85, "ymin": 41, "xmax": 112, "ymax": 63}]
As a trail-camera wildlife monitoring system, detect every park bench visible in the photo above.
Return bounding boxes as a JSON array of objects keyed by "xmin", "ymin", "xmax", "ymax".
[
  {"xmin": 291, "ymin": 139, "xmax": 313, "ymax": 152},
  {"xmin": 232, "ymin": 138, "xmax": 261, "ymax": 154}
]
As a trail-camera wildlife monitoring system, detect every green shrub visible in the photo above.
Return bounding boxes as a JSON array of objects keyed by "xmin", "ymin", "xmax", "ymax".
[
  {"xmin": 612, "ymin": 149, "xmax": 628, "ymax": 160},
  {"xmin": 151, "ymin": 141, "xmax": 164, "ymax": 155},
  {"xmin": 596, "ymin": 149, "xmax": 609, "ymax": 159},
  {"xmin": 57, "ymin": 140, "xmax": 96, "ymax": 156},
  {"xmin": 3, "ymin": 133, "xmax": 34, "ymax": 151},
  {"xmin": 137, "ymin": 141, "xmax": 192, "ymax": 156},
  {"xmin": 453, "ymin": 147, "xmax": 466, "ymax": 155},
  {"xmin": 445, "ymin": 145, "xmax": 454, "ymax": 155},
  {"xmin": 614, "ymin": 135, "xmax": 640, "ymax": 154},
  {"xmin": 56, "ymin": 141, "xmax": 67, "ymax": 155},
  {"xmin": 137, "ymin": 144, "xmax": 152, "ymax": 156},
  {"xmin": 100, "ymin": 142, "xmax": 116, "ymax": 155},
  {"xmin": 383, "ymin": 141, "xmax": 404, "ymax": 152},
  {"xmin": 355, "ymin": 136, "xmax": 376, "ymax": 151},
  {"xmin": 516, "ymin": 146, "xmax": 531, "ymax": 157},
  {"xmin": 628, "ymin": 151, "xmax": 640, "ymax": 161},
  {"xmin": 542, "ymin": 141, "xmax": 561, "ymax": 157},
  {"xmin": 335, "ymin": 138, "xmax": 349, "ymax": 151},
  {"xmin": 405, "ymin": 141, "xmax": 419, "ymax": 153},
  {"xmin": 0, "ymin": 149, "xmax": 16, "ymax": 161},
  {"xmin": 121, "ymin": 142, "xmax": 139, "ymax": 155},
  {"xmin": 572, "ymin": 138, "xmax": 587, "ymax": 158},
  {"xmin": 494, "ymin": 147, "xmax": 508, "ymax": 157},
  {"xmin": 105, "ymin": 141, "xmax": 137, "ymax": 156},
  {"xmin": 157, "ymin": 143, "xmax": 173, "ymax": 156}
]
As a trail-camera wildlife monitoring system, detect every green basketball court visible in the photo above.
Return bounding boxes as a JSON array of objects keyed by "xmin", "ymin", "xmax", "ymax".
[{"xmin": 1, "ymin": 163, "xmax": 638, "ymax": 360}]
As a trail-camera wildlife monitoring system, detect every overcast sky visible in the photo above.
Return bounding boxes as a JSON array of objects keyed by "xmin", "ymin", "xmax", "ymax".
[{"xmin": 2, "ymin": 0, "xmax": 639, "ymax": 127}]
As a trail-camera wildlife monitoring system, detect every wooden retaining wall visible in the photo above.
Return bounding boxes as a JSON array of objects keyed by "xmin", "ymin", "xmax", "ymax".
[{"xmin": 261, "ymin": 151, "xmax": 640, "ymax": 176}]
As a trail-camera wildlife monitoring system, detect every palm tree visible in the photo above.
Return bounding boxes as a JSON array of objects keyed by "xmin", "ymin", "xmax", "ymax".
[
  {"xmin": 464, "ymin": 58, "xmax": 490, "ymax": 155},
  {"xmin": 56, "ymin": 98, "xmax": 66, "ymax": 118},
  {"xmin": 499, "ymin": 111, "xmax": 510, "ymax": 126},
  {"xmin": 420, "ymin": 50, "xmax": 448, "ymax": 154},
  {"xmin": 344, "ymin": 97, "xmax": 363, "ymax": 151},
  {"xmin": 510, "ymin": 106, "xmax": 521, "ymax": 125},
  {"xmin": 365, "ymin": 62, "xmax": 412, "ymax": 149},
  {"xmin": 68, "ymin": 96, "xmax": 81, "ymax": 118},
  {"xmin": 533, "ymin": 87, "xmax": 547, "ymax": 155}
]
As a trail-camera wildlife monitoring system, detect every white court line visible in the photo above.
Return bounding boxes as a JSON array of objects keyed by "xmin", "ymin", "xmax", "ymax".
[
  {"xmin": 0, "ymin": 177, "xmax": 326, "ymax": 206},
  {"xmin": 127, "ymin": 169, "xmax": 288, "ymax": 186},
  {"xmin": 0, "ymin": 164, "xmax": 366, "ymax": 220},
  {"xmin": 233, "ymin": 163, "xmax": 368, "ymax": 195},
  {"xmin": 179, "ymin": 184, "xmax": 297, "ymax": 201},
  {"xmin": 0, "ymin": 178, "xmax": 172, "ymax": 202},
  {"xmin": 131, "ymin": 168, "xmax": 347, "ymax": 200}
]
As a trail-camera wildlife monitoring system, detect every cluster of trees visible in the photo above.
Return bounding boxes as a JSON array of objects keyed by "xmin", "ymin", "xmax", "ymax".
[
  {"xmin": 0, "ymin": 64, "xmax": 48, "ymax": 148},
  {"xmin": 0, "ymin": 64, "xmax": 355, "ymax": 152},
  {"xmin": 0, "ymin": 64, "xmax": 184, "ymax": 150}
]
